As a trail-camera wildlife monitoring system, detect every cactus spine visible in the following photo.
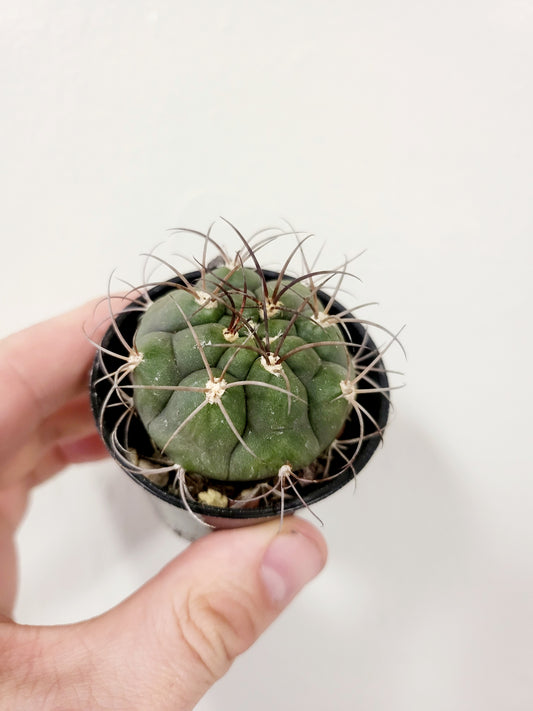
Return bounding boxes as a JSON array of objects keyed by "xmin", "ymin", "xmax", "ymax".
[{"xmin": 91, "ymin": 223, "xmax": 395, "ymax": 513}]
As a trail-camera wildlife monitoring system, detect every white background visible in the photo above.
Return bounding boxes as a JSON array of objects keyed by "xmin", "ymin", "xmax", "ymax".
[{"xmin": 2, "ymin": 1, "xmax": 532, "ymax": 709}]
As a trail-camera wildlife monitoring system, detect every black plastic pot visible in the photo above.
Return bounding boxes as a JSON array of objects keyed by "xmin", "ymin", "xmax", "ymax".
[{"xmin": 90, "ymin": 271, "xmax": 390, "ymax": 539}]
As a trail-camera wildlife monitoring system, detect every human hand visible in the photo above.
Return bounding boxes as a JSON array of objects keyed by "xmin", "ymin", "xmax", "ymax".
[{"xmin": 0, "ymin": 301, "xmax": 327, "ymax": 710}]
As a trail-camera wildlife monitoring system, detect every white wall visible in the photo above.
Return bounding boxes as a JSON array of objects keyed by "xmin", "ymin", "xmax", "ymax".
[{"xmin": 2, "ymin": 2, "xmax": 532, "ymax": 709}]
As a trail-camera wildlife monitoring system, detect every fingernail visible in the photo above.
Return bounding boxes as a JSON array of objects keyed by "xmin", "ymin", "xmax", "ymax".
[{"xmin": 260, "ymin": 529, "xmax": 326, "ymax": 605}]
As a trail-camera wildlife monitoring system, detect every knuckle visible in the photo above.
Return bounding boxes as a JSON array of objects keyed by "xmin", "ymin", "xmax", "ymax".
[{"xmin": 175, "ymin": 583, "xmax": 259, "ymax": 682}]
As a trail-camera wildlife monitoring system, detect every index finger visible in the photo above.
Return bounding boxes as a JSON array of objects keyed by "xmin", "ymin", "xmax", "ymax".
[{"xmin": 0, "ymin": 296, "xmax": 129, "ymax": 462}]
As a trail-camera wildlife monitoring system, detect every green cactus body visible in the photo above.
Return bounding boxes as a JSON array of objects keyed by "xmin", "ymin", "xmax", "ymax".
[{"xmin": 131, "ymin": 267, "xmax": 353, "ymax": 481}]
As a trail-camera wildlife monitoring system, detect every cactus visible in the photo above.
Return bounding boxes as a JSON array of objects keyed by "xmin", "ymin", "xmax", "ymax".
[{"xmin": 91, "ymin": 222, "xmax": 397, "ymax": 517}]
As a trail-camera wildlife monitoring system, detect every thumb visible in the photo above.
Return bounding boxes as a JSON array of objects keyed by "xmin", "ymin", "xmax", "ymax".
[{"xmin": 10, "ymin": 517, "xmax": 326, "ymax": 710}]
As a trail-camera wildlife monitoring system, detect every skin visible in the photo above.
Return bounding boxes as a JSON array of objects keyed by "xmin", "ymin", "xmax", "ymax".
[{"xmin": 0, "ymin": 299, "xmax": 327, "ymax": 711}]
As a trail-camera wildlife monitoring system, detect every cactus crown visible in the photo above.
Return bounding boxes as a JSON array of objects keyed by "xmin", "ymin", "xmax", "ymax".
[{"xmin": 91, "ymin": 222, "xmax": 397, "ymax": 516}]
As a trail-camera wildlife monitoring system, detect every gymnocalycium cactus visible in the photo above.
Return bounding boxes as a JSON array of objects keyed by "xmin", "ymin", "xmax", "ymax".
[{"xmin": 91, "ymin": 222, "xmax": 396, "ymax": 520}]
